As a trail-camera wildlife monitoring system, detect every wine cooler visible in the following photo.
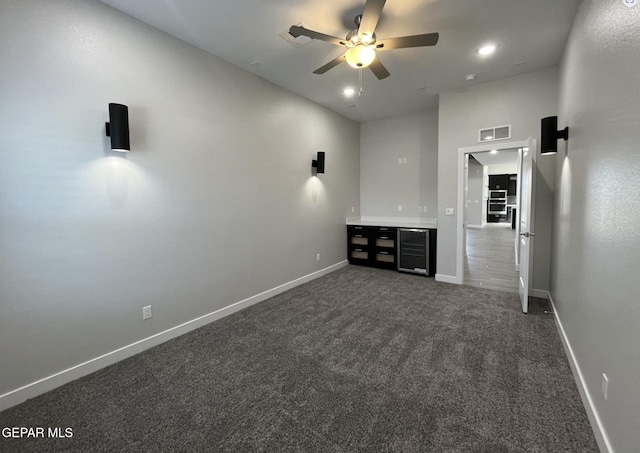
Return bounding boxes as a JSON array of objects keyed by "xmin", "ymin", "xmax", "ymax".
[{"xmin": 397, "ymin": 229, "xmax": 429, "ymax": 275}]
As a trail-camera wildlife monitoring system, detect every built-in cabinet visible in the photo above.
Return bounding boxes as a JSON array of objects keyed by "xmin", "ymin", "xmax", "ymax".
[
  {"xmin": 508, "ymin": 174, "xmax": 517, "ymax": 196},
  {"xmin": 374, "ymin": 227, "xmax": 397, "ymax": 270},
  {"xmin": 487, "ymin": 173, "xmax": 517, "ymax": 224},
  {"xmin": 488, "ymin": 174, "xmax": 509, "ymax": 190},
  {"xmin": 347, "ymin": 225, "xmax": 437, "ymax": 275},
  {"xmin": 347, "ymin": 225, "xmax": 397, "ymax": 270}
]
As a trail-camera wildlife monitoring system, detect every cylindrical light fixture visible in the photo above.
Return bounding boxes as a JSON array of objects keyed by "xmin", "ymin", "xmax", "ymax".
[
  {"xmin": 106, "ymin": 103, "xmax": 130, "ymax": 152},
  {"xmin": 540, "ymin": 116, "xmax": 568, "ymax": 155},
  {"xmin": 345, "ymin": 45, "xmax": 376, "ymax": 69},
  {"xmin": 312, "ymin": 151, "xmax": 325, "ymax": 174}
]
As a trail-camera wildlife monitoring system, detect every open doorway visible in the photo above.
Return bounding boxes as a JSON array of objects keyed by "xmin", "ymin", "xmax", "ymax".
[
  {"xmin": 464, "ymin": 149, "xmax": 519, "ymax": 292},
  {"xmin": 456, "ymin": 138, "xmax": 536, "ymax": 312}
]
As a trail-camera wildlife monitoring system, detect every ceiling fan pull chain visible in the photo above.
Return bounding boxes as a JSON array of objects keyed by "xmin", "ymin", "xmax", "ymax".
[{"xmin": 359, "ymin": 68, "xmax": 363, "ymax": 98}]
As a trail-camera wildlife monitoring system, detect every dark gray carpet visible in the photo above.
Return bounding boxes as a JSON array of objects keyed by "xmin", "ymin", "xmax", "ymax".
[{"xmin": 0, "ymin": 265, "xmax": 598, "ymax": 452}]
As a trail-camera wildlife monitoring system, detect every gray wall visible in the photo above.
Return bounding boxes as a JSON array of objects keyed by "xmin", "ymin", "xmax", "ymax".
[
  {"xmin": 466, "ymin": 157, "xmax": 484, "ymax": 227},
  {"xmin": 0, "ymin": 0, "xmax": 360, "ymax": 397},
  {"xmin": 551, "ymin": 1, "xmax": 640, "ymax": 451},
  {"xmin": 437, "ymin": 67, "xmax": 558, "ymax": 290},
  {"xmin": 360, "ymin": 109, "xmax": 438, "ymax": 218}
]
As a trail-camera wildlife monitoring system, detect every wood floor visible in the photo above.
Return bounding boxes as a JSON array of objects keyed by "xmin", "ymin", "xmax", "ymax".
[{"xmin": 464, "ymin": 225, "xmax": 519, "ymax": 293}]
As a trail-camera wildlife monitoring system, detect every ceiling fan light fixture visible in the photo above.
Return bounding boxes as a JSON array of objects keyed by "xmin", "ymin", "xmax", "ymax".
[
  {"xmin": 290, "ymin": 1, "xmax": 439, "ymax": 81},
  {"xmin": 345, "ymin": 44, "xmax": 376, "ymax": 69}
]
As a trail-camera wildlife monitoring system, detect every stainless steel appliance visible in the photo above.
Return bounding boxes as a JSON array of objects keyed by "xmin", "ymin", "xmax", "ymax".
[
  {"xmin": 488, "ymin": 189, "xmax": 507, "ymax": 214},
  {"xmin": 488, "ymin": 201, "xmax": 507, "ymax": 214},
  {"xmin": 397, "ymin": 229, "xmax": 429, "ymax": 275},
  {"xmin": 489, "ymin": 190, "xmax": 507, "ymax": 199}
]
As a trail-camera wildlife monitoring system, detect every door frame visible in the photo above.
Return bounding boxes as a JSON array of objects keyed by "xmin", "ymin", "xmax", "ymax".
[{"xmin": 455, "ymin": 139, "xmax": 531, "ymax": 284}]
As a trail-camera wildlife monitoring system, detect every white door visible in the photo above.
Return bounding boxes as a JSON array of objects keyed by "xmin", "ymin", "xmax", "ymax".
[
  {"xmin": 518, "ymin": 139, "xmax": 536, "ymax": 313},
  {"xmin": 463, "ymin": 154, "xmax": 469, "ymax": 254}
]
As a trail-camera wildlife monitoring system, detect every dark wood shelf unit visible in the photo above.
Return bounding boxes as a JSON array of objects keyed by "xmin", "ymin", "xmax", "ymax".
[
  {"xmin": 347, "ymin": 225, "xmax": 374, "ymax": 266},
  {"xmin": 347, "ymin": 225, "xmax": 398, "ymax": 269}
]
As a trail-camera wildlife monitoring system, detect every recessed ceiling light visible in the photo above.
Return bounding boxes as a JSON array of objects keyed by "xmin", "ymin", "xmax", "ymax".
[
  {"xmin": 343, "ymin": 87, "xmax": 355, "ymax": 96},
  {"xmin": 464, "ymin": 73, "xmax": 477, "ymax": 81},
  {"xmin": 490, "ymin": 149, "xmax": 498, "ymax": 154},
  {"xmin": 478, "ymin": 44, "xmax": 496, "ymax": 55}
]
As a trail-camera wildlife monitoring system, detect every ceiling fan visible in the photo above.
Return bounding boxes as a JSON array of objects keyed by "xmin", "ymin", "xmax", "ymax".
[{"xmin": 289, "ymin": 0, "xmax": 439, "ymax": 80}]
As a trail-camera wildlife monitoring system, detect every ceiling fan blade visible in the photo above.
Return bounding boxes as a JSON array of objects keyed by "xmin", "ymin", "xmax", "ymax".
[
  {"xmin": 358, "ymin": 0, "xmax": 386, "ymax": 39},
  {"xmin": 313, "ymin": 54, "xmax": 346, "ymax": 74},
  {"xmin": 369, "ymin": 55, "xmax": 390, "ymax": 80},
  {"xmin": 289, "ymin": 25, "xmax": 347, "ymax": 46},
  {"xmin": 376, "ymin": 33, "xmax": 439, "ymax": 50}
]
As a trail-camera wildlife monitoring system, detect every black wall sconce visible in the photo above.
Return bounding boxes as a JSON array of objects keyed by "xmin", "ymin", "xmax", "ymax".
[
  {"xmin": 312, "ymin": 151, "xmax": 325, "ymax": 174},
  {"xmin": 105, "ymin": 103, "xmax": 130, "ymax": 152},
  {"xmin": 540, "ymin": 116, "xmax": 568, "ymax": 155}
]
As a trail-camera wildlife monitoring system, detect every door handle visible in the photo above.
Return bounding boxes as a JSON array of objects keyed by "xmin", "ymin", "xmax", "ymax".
[{"xmin": 520, "ymin": 232, "xmax": 536, "ymax": 237}]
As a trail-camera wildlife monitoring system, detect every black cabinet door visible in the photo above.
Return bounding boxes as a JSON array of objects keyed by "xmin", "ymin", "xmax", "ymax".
[
  {"xmin": 347, "ymin": 226, "xmax": 374, "ymax": 265},
  {"xmin": 489, "ymin": 174, "xmax": 509, "ymax": 190},
  {"xmin": 374, "ymin": 227, "xmax": 397, "ymax": 269},
  {"xmin": 508, "ymin": 174, "xmax": 517, "ymax": 196}
]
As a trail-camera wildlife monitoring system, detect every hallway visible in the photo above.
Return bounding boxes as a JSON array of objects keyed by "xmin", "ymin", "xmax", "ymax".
[{"xmin": 464, "ymin": 226, "xmax": 519, "ymax": 293}]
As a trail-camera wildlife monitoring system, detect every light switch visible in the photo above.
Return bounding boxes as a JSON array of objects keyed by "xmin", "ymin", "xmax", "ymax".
[{"xmin": 445, "ymin": 208, "xmax": 455, "ymax": 216}]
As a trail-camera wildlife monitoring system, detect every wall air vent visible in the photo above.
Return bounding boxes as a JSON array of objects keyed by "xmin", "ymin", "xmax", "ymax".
[{"xmin": 478, "ymin": 125, "xmax": 511, "ymax": 143}]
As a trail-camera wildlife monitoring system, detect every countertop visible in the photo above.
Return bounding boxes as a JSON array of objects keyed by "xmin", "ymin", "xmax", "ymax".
[{"xmin": 346, "ymin": 216, "xmax": 437, "ymax": 229}]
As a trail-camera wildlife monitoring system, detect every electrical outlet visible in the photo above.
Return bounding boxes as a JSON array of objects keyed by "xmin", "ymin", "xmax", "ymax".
[
  {"xmin": 398, "ymin": 205, "xmax": 403, "ymax": 212},
  {"xmin": 398, "ymin": 158, "xmax": 402, "ymax": 165},
  {"xmin": 402, "ymin": 157, "xmax": 407, "ymax": 164},
  {"xmin": 423, "ymin": 206, "xmax": 428, "ymax": 213},
  {"xmin": 142, "ymin": 305, "xmax": 152, "ymax": 320},
  {"xmin": 602, "ymin": 373, "xmax": 609, "ymax": 400},
  {"xmin": 316, "ymin": 253, "xmax": 321, "ymax": 262},
  {"xmin": 351, "ymin": 206, "xmax": 355, "ymax": 213}
]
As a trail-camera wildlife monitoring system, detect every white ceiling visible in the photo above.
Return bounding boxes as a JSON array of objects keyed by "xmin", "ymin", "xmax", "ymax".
[
  {"xmin": 471, "ymin": 148, "xmax": 519, "ymax": 167},
  {"xmin": 98, "ymin": 0, "xmax": 581, "ymax": 123}
]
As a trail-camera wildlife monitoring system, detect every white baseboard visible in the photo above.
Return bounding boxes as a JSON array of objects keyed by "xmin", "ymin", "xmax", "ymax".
[
  {"xmin": 466, "ymin": 224, "xmax": 483, "ymax": 229},
  {"xmin": 547, "ymin": 291, "xmax": 612, "ymax": 453},
  {"xmin": 0, "ymin": 261, "xmax": 348, "ymax": 412},
  {"xmin": 435, "ymin": 273, "xmax": 460, "ymax": 284},
  {"xmin": 530, "ymin": 288, "xmax": 549, "ymax": 299}
]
